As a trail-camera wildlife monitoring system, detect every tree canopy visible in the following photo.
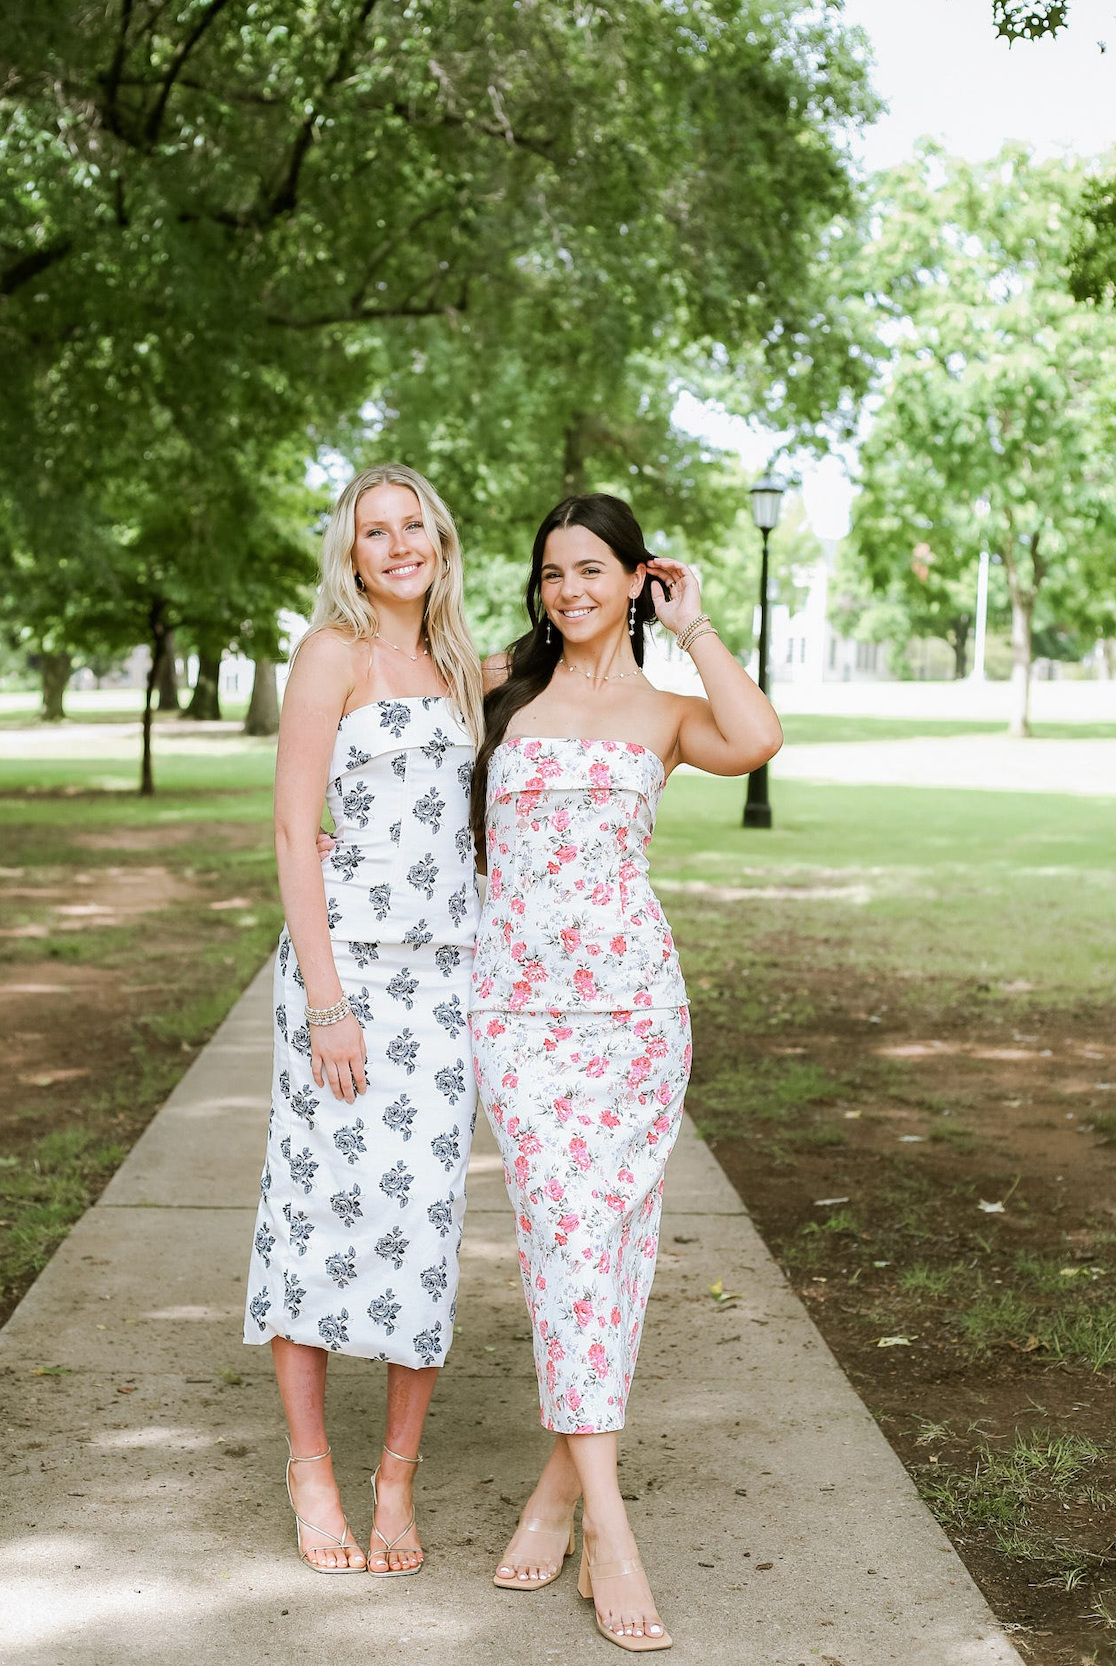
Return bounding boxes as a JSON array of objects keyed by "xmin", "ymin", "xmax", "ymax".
[
  {"xmin": 0, "ymin": 0, "xmax": 880, "ymax": 773},
  {"xmin": 848, "ymin": 145, "xmax": 1116, "ymax": 731}
]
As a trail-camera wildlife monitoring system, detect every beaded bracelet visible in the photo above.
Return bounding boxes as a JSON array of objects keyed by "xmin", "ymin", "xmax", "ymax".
[
  {"xmin": 682, "ymin": 624, "xmax": 718, "ymax": 653},
  {"xmin": 305, "ymin": 996, "xmax": 353, "ymax": 1027},
  {"xmin": 676, "ymin": 613, "xmax": 712, "ymax": 652}
]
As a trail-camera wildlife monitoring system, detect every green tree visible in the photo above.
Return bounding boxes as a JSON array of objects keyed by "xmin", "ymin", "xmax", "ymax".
[
  {"xmin": 852, "ymin": 145, "xmax": 1116, "ymax": 733},
  {"xmin": 991, "ymin": 3, "xmax": 1069, "ymax": 41},
  {"xmin": 1, "ymin": 2, "xmax": 878, "ymax": 698}
]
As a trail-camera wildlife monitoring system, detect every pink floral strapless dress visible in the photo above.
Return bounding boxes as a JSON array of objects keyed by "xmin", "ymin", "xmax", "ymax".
[{"xmin": 469, "ymin": 737, "xmax": 691, "ymax": 1433}]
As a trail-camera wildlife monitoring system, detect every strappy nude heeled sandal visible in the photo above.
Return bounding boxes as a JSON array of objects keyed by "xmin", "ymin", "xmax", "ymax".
[
  {"xmin": 369, "ymin": 1444, "xmax": 424, "ymax": 1577},
  {"xmin": 577, "ymin": 1543, "xmax": 672, "ymax": 1651},
  {"xmin": 284, "ymin": 1441, "xmax": 365, "ymax": 1574},
  {"xmin": 492, "ymin": 1515, "xmax": 577, "ymax": 1589}
]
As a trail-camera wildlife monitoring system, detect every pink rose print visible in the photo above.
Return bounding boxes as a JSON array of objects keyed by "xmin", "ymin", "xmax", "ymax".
[
  {"xmin": 471, "ymin": 742, "xmax": 690, "ymax": 1431},
  {"xmin": 502, "ymin": 1071, "xmax": 519, "ymax": 1090}
]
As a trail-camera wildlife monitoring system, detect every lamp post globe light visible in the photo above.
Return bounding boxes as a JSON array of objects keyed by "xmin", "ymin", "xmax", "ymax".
[{"xmin": 743, "ymin": 473, "xmax": 785, "ymax": 830}]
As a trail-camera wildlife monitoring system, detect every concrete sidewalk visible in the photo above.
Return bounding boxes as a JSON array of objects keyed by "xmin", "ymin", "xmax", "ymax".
[
  {"xmin": 0, "ymin": 962, "xmax": 1025, "ymax": 1666},
  {"xmin": 773, "ymin": 732, "xmax": 1116, "ymax": 796}
]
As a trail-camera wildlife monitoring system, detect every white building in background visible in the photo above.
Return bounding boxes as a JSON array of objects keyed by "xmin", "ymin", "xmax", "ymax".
[{"xmin": 767, "ymin": 540, "xmax": 886, "ymax": 685}]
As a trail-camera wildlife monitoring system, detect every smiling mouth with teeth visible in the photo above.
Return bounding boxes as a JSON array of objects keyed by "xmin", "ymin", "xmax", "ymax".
[{"xmin": 385, "ymin": 563, "xmax": 422, "ymax": 577}]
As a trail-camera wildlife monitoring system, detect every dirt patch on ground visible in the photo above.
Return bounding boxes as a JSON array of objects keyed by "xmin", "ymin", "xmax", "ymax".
[
  {"xmin": 0, "ymin": 816, "xmax": 281, "ymax": 1323},
  {"xmin": 678, "ymin": 914, "xmax": 1116, "ymax": 1666},
  {"xmin": 0, "ymin": 865, "xmax": 202, "ymax": 933}
]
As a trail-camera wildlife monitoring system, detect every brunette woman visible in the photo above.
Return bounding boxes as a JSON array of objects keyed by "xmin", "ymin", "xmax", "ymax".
[
  {"xmin": 468, "ymin": 493, "xmax": 781, "ymax": 1649},
  {"xmin": 244, "ymin": 465, "xmax": 482, "ymax": 1575}
]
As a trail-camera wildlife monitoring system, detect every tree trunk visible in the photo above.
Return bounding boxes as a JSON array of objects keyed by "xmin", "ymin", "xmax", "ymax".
[
  {"xmin": 187, "ymin": 651, "xmax": 222, "ymax": 720},
  {"xmin": 39, "ymin": 651, "xmax": 72, "ymax": 721},
  {"xmin": 141, "ymin": 601, "xmax": 169, "ymax": 796},
  {"xmin": 562, "ymin": 415, "xmax": 588, "ymax": 496},
  {"xmin": 155, "ymin": 629, "xmax": 181, "ymax": 710},
  {"xmin": 1008, "ymin": 589, "xmax": 1033, "ymax": 736},
  {"xmin": 950, "ymin": 615, "xmax": 970, "ymax": 679},
  {"xmin": 244, "ymin": 658, "xmax": 279, "ymax": 736}
]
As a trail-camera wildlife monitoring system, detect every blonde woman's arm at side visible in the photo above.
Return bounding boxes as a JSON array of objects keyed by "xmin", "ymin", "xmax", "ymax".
[{"xmin": 274, "ymin": 631, "xmax": 367, "ymax": 1103}]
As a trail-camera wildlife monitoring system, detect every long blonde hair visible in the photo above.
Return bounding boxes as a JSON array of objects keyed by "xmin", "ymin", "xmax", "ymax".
[{"xmin": 303, "ymin": 464, "xmax": 483, "ymax": 746}]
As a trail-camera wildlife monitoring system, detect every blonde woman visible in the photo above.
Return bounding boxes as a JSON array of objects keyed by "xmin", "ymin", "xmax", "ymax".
[{"xmin": 244, "ymin": 465, "xmax": 482, "ymax": 1576}]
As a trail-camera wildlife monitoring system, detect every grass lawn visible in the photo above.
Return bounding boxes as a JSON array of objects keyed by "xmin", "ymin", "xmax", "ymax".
[
  {"xmin": 0, "ymin": 724, "xmax": 281, "ymax": 1323},
  {"xmin": 657, "ymin": 771, "xmax": 1116, "ymax": 1665}
]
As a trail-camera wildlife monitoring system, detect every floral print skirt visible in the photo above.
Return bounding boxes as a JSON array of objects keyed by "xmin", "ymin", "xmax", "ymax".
[{"xmin": 470, "ymin": 1005, "xmax": 691, "ymax": 1433}]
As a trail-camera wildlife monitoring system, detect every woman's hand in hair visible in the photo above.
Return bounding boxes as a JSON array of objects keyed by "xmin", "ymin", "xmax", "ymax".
[{"xmin": 646, "ymin": 558, "xmax": 703, "ymax": 636}]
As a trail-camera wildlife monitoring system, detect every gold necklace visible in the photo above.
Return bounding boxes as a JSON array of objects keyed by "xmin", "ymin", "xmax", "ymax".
[
  {"xmin": 560, "ymin": 656, "xmax": 643, "ymax": 683},
  {"xmin": 373, "ymin": 632, "xmax": 429, "ymax": 662}
]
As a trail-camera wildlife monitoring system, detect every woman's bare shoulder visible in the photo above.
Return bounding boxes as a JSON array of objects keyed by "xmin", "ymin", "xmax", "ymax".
[{"xmin": 482, "ymin": 652, "xmax": 512, "ymax": 693}]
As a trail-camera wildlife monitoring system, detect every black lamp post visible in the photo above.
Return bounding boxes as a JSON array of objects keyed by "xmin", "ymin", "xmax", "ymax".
[{"xmin": 743, "ymin": 472, "xmax": 785, "ymax": 830}]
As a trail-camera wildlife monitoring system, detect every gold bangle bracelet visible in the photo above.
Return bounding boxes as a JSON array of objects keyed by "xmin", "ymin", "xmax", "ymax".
[
  {"xmin": 682, "ymin": 626, "xmax": 718, "ymax": 653},
  {"xmin": 675, "ymin": 613, "xmax": 711, "ymax": 651}
]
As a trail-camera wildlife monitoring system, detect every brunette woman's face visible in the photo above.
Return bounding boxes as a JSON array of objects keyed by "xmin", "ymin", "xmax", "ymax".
[
  {"xmin": 539, "ymin": 525, "xmax": 643, "ymax": 643},
  {"xmin": 352, "ymin": 483, "xmax": 438, "ymax": 608}
]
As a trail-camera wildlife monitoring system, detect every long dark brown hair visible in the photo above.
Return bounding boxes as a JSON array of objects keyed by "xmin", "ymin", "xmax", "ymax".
[{"xmin": 469, "ymin": 493, "xmax": 657, "ymax": 848}]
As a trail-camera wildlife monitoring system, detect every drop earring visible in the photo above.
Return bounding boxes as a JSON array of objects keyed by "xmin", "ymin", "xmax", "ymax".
[
  {"xmin": 546, "ymin": 618, "xmax": 552, "ymax": 645},
  {"xmin": 629, "ymin": 597, "xmax": 636, "ymax": 637}
]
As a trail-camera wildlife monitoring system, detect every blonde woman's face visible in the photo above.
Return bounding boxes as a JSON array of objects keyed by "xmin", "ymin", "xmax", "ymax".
[{"xmin": 352, "ymin": 483, "xmax": 438, "ymax": 607}]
